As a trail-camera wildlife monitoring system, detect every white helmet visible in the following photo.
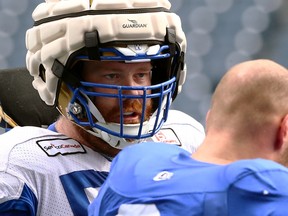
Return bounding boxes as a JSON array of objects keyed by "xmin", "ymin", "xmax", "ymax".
[{"xmin": 26, "ymin": 0, "xmax": 187, "ymax": 149}]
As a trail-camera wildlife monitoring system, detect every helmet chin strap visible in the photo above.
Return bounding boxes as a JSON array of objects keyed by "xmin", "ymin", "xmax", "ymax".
[
  {"xmin": 87, "ymin": 124, "xmax": 147, "ymax": 149},
  {"xmin": 84, "ymin": 94, "xmax": 151, "ymax": 149}
]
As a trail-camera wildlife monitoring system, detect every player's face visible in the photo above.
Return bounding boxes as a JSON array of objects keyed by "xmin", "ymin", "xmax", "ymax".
[{"xmin": 82, "ymin": 60, "xmax": 153, "ymax": 124}]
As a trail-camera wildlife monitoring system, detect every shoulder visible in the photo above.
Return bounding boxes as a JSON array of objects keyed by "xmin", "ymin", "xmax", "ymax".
[
  {"xmin": 226, "ymin": 158, "xmax": 288, "ymax": 188},
  {"xmin": 0, "ymin": 127, "xmax": 110, "ymax": 215},
  {"xmin": 0, "ymin": 126, "xmax": 65, "ymax": 157},
  {"xmin": 225, "ymin": 158, "xmax": 288, "ymax": 183},
  {"xmin": 92, "ymin": 143, "xmax": 193, "ymax": 215},
  {"xmin": 114, "ymin": 141, "xmax": 189, "ymax": 161},
  {"xmin": 0, "ymin": 126, "xmax": 56, "ymax": 156},
  {"xmin": 165, "ymin": 109, "xmax": 204, "ymax": 132},
  {"xmin": 225, "ymin": 159, "xmax": 288, "ymax": 215},
  {"xmin": 110, "ymin": 155, "xmax": 288, "ymax": 198},
  {"xmin": 107, "ymin": 142, "xmax": 192, "ymax": 194},
  {"xmin": 156, "ymin": 110, "xmax": 205, "ymax": 152},
  {"xmin": 0, "ymin": 126, "xmax": 89, "ymax": 170},
  {"xmin": 0, "ymin": 126, "xmax": 60, "ymax": 143},
  {"xmin": 111, "ymin": 142, "xmax": 188, "ymax": 171}
]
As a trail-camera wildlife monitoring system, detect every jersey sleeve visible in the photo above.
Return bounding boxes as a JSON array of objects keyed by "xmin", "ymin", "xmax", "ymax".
[{"xmin": 0, "ymin": 172, "xmax": 37, "ymax": 215}]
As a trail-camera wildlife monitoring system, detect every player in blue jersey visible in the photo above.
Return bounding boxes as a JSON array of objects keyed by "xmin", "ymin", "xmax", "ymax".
[
  {"xmin": 89, "ymin": 59, "xmax": 288, "ymax": 216},
  {"xmin": 0, "ymin": 0, "xmax": 205, "ymax": 215}
]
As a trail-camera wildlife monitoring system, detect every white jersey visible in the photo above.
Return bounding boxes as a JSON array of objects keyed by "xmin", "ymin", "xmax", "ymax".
[
  {"xmin": 0, "ymin": 126, "xmax": 111, "ymax": 216},
  {"xmin": 0, "ymin": 110, "xmax": 204, "ymax": 216},
  {"xmin": 147, "ymin": 110, "xmax": 205, "ymax": 153}
]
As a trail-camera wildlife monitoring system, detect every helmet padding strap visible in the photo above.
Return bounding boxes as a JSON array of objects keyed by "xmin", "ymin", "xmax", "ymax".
[
  {"xmin": 165, "ymin": 28, "xmax": 176, "ymax": 57},
  {"xmin": 85, "ymin": 30, "xmax": 101, "ymax": 60}
]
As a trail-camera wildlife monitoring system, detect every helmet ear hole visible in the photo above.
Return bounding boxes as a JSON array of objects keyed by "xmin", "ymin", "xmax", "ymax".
[
  {"xmin": 70, "ymin": 60, "xmax": 85, "ymax": 82},
  {"xmin": 151, "ymin": 59, "xmax": 170, "ymax": 84},
  {"xmin": 39, "ymin": 64, "xmax": 46, "ymax": 82},
  {"xmin": 151, "ymin": 58, "xmax": 172, "ymax": 112}
]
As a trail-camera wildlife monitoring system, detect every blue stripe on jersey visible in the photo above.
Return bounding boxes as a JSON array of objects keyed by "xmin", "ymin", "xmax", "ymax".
[
  {"xmin": 60, "ymin": 170, "xmax": 109, "ymax": 216},
  {"xmin": 0, "ymin": 183, "xmax": 37, "ymax": 215},
  {"xmin": 47, "ymin": 122, "xmax": 57, "ymax": 132}
]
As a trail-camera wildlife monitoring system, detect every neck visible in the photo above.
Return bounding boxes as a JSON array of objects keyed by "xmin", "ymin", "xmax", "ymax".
[
  {"xmin": 192, "ymin": 132, "xmax": 276, "ymax": 165},
  {"xmin": 55, "ymin": 116, "xmax": 120, "ymax": 157}
]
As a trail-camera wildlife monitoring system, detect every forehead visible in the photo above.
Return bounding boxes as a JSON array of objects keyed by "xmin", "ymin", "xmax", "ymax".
[{"xmin": 82, "ymin": 60, "xmax": 152, "ymax": 71}]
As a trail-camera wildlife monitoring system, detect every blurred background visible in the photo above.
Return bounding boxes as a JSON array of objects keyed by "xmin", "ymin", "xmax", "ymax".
[{"xmin": 0, "ymin": 0, "xmax": 287, "ymax": 127}]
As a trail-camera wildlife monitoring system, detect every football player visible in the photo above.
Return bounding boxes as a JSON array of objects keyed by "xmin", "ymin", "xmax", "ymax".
[
  {"xmin": 89, "ymin": 59, "xmax": 288, "ymax": 216},
  {"xmin": 0, "ymin": 0, "xmax": 205, "ymax": 215}
]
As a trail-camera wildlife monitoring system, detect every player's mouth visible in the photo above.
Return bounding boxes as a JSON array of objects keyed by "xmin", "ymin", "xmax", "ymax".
[{"xmin": 122, "ymin": 111, "xmax": 142, "ymax": 124}]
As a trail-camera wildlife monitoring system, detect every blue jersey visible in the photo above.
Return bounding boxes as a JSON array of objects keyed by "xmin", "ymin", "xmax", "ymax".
[{"xmin": 89, "ymin": 142, "xmax": 288, "ymax": 216}]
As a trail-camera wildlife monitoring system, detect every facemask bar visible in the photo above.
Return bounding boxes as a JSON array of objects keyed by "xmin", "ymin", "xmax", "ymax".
[
  {"xmin": 67, "ymin": 76, "xmax": 176, "ymax": 139},
  {"xmin": 76, "ymin": 44, "xmax": 171, "ymax": 62}
]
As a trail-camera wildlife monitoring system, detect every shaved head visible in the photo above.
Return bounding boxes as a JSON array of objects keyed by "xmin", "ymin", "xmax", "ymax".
[
  {"xmin": 193, "ymin": 59, "xmax": 288, "ymax": 166},
  {"xmin": 207, "ymin": 59, "xmax": 288, "ymax": 138}
]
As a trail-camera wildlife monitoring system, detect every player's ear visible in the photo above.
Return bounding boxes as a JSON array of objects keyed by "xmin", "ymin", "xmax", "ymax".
[
  {"xmin": 275, "ymin": 114, "xmax": 288, "ymax": 150},
  {"xmin": 205, "ymin": 110, "xmax": 211, "ymax": 124},
  {"xmin": 204, "ymin": 109, "xmax": 211, "ymax": 133}
]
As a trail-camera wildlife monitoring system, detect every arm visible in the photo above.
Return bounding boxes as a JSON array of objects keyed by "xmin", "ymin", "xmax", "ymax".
[
  {"xmin": 0, "ymin": 210, "xmax": 32, "ymax": 216},
  {"xmin": 0, "ymin": 173, "xmax": 37, "ymax": 216}
]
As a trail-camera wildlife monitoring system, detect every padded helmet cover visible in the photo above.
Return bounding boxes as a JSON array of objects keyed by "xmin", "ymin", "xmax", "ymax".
[{"xmin": 26, "ymin": 0, "xmax": 187, "ymax": 106}]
